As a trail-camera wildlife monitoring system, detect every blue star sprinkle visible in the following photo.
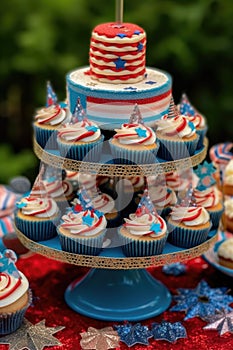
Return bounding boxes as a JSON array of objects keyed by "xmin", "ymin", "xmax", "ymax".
[
  {"xmin": 16, "ymin": 201, "xmax": 27, "ymax": 209},
  {"xmin": 82, "ymin": 214, "xmax": 94, "ymax": 226},
  {"xmin": 114, "ymin": 57, "xmax": 126, "ymax": 70},
  {"xmin": 134, "ymin": 30, "xmax": 141, "ymax": 35},
  {"xmin": 151, "ymin": 320, "xmax": 187, "ymax": 343},
  {"xmin": 85, "ymin": 125, "xmax": 98, "ymax": 132},
  {"xmin": 162, "ymin": 262, "xmax": 187, "ymax": 276},
  {"xmin": 137, "ymin": 42, "xmax": 144, "ymax": 51},
  {"xmin": 203, "ymin": 309, "xmax": 233, "ymax": 336},
  {"xmin": 188, "ymin": 121, "xmax": 195, "ymax": 132},
  {"xmin": 150, "ymin": 222, "xmax": 161, "ymax": 234},
  {"xmin": 124, "ymin": 86, "xmax": 137, "ymax": 91},
  {"xmin": 114, "ymin": 323, "xmax": 153, "ymax": 347},
  {"xmin": 195, "ymin": 161, "xmax": 217, "ymax": 190},
  {"xmin": 170, "ymin": 280, "xmax": 233, "ymax": 320},
  {"xmin": 145, "ymin": 80, "xmax": 157, "ymax": 85},
  {"xmin": 116, "ymin": 33, "xmax": 127, "ymax": 38},
  {"xmin": 135, "ymin": 127, "xmax": 147, "ymax": 138}
]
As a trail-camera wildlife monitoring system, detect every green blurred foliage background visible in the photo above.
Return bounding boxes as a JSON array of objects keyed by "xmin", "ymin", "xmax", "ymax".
[{"xmin": 0, "ymin": 0, "xmax": 232, "ymax": 183}]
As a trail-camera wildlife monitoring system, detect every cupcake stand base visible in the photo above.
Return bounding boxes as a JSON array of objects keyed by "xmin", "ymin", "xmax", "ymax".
[{"xmin": 65, "ymin": 268, "xmax": 171, "ymax": 321}]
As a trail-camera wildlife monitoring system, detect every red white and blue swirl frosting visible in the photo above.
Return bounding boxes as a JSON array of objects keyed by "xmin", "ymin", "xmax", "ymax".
[
  {"xmin": 149, "ymin": 185, "xmax": 177, "ymax": 209},
  {"xmin": 113, "ymin": 123, "xmax": 156, "ymax": 146},
  {"xmin": 0, "ymin": 271, "xmax": 29, "ymax": 307},
  {"xmin": 17, "ymin": 196, "xmax": 59, "ymax": 218},
  {"xmin": 123, "ymin": 212, "xmax": 167, "ymax": 238},
  {"xmin": 169, "ymin": 206, "xmax": 210, "ymax": 226},
  {"xmin": 58, "ymin": 119, "xmax": 101, "ymax": 143},
  {"xmin": 193, "ymin": 186, "xmax": 221, "ymax": 208},
  {"xmin": 43, "ymin": 178, "xmax": 74, "ymax": 199},
  {"xmin": 34, "ymin": 105, "xmax": 67, "ymax": 126},
  {"xmin": 156, "ymin": 115, "xmax": 196, "ymax": 139},
  {"xmin": 209, "ymin": 142, "xmax": 233, "ymax": 166},
  {"xmin": 60, "ymin": 209, "xmax": 107, "ymax": 236}
]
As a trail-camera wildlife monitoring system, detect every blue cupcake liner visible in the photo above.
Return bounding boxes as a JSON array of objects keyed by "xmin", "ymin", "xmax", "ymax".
[
  {"xmin": 109, "ymin": 140, "xmax": 159, "ymax": 165},
  {"xmin": 57, "ymin": 135, "xmax": 104, "ymax": 162},
  {"xmin": 57, "ymin": 226, "xmax": 106, "ymax": 256},
  {"xmin": 0, "ymin": 290, "xmax": 32, "ymax": 335},
  {"xmin": 15, "ymin": 212, "xmax": 60, "ymax": 241},
  {"xmin": 33, "ymin": 124, "xmax": 58, "ymax": 150},
  {"xmin": 208, "ymin": 206, "xmax": 224, "ymax": 229},
  {"xmin": 196, "ymin": 126, "xmax": 208, "ymax": 149},
  {"xmin": 167, "ymin": 222, "xmax": 211, "ymax": 248},
  {"xmin": 118, "ymin": 228, "xmax": 168, "ymax": 257},
  {"xmin": 157, "ymin": 136, "xmax": 199, "ymax": 161}
]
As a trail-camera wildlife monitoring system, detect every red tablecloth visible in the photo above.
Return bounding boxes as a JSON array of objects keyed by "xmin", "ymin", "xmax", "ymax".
[{"xmin": 0, "ymin": 253, "xmax": 232, "ymax": 350}]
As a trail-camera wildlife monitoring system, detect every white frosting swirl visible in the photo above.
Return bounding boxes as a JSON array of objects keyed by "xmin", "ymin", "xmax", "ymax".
[
  {"xmin": 0, "ymin": 271, "xmax": 29, "ymax": 308},
  {"xmin": 218, "ymin": 238, "xmax": 233, "ymax": 260},
  {"xmin": 58, "ymin": 119, "xmax": 101, "ymax": 143},
  {"xmin": 149, "ymin": 186, "xmax": 177, "ymax": 209},
  {"xmin": 35, "ymin": 105, "xmax": 66, "ymax": 126},
  {"xmin": 156, "ymin": 115, "xmax": 196, "ymax": 139},
  {"xmin": 193, "ymin": 187, "xmax": 221, "ymax": 208},
  {"xmin": 60, "ymin": 209, "xmax": 107, "ymax": 236},
  {"xmin": 113, "ymin": 123, "xmax": 156, "ymax": 146},
  {"xmin": 169, "ymin": 206, "xmax": 210, "ymax": 226},
  {"xmin": 185, "ymin": 114, "xmax": 206, "ymax": 129},
  {"xmin": 18, "ymin": 197, "xmax": 59, "ymax": 218},
  {"xmin": 224, "ymin": 198, "xmax": 233, "ymax": 219},
  {"xmin": 43, "ymin": 179, "xmax": 73, "ymax": 199},
  {"xmin": 123, "ymin": 213, "xmax": 167, "ymax": 238},
  {"xmin": 87, "ymin": 193, "xmax": 115, "ymax": 214}
]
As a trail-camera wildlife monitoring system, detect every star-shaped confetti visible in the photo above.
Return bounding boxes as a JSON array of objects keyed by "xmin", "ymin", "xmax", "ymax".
[
  {"xmin": 145, "ymin": 80, "xmax": 157, "ymax": 85},
  {"xmin": 123, "ymin": 86, "xmax": 137, "ymax": 91},
  {"xmin": 80, "ymin": 327, "xmax": 120, "ymax": 350},
  {"xmin": 114, "ymin": 323, "xmax": 153, "ymax": 347},
  {"xmin": 151, "ymin": 320, "xmax": 187, "ymax": 343},
  {"xmin": 135, "ymin": 127, "xmax": 147, "ymax": 138},
  {"xmin": 82, "ymin": 213, "xmax": 94, "ymax": 226},
  {"xmin": 150, "ymin": 222, "xmax": 161, "ymax": 234},
  {"xmin": 194, "ymin": 161, "xmax": 216, "ymax": 190},
  {"xmin": 86, "ymin": 125, "xmax": 98, "ymax": 132},
  {"xmin": 114, "ymin": 57, "xmax": 126, "ymax": 70},
  {"xmin": 170, "ymin": 280, "xmax": 233, "ymax": 320},
  {"xmin": 137, "ymin": 42, "xmax": 144, "ymax": 51},
  {"xmin": 0, "ymin": 319, "xmax": 65, "ymax": 350},
  {"xmin": 203, "ymin": 309, "xmax": 233, "ymax": 335},
  {"xmin": 116, "ymin": 33, "xmax": 127, "ymax": 38},
  {"xmin": 162, "ymin": 262, "xmax": 187, "ymax": 276}
]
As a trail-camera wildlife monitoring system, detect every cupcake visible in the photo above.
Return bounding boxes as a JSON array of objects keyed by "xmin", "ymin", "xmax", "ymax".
[
  {"xmin": 223, "ymin": 159, "xmax": 233, "ymax": 196},
  {"xmin": 109, "ymin": 105, "xmax": 159, "ymax": 164},
  {"xmin": 57, "ymin": 99, "xmax": 104, "ymax": 161},
  {"xmin": 43, "ymin": 177, "xmax": 75, "ymax": 211},
  {"xmin": 155, "ymin": 114, "xmax": 199, "ymax": 161},
  {"xmin": 0, "ymin": 249, "xmax": 32, "ymax": 335},
  {"xmin": 57, "ymin": 202, "xmax": 107, "ymax": 256},
  {"xmin": 148, "ymin": 184, "xmax": 177, "ymax": 218},
  {"xmin": 192, "ymin": 186, "xmax": 224, "ymax": 230},
  {"xmin": 33, "ymin": 104, "xmax": 67, "ymax": 149},
  {"xmin": 178, "ymin": 93, "xmax": 208, "ymax": 149},
  {"xmin": 222, "ymin": 197, "xmax": 233, "ymax": 233},
  {"xmin": 165, "ymin": 169, "xmax": 199, "ymax": 199},
  {"xmin": 217, "ymin": 238, "xmax": 233, "ymax": 269},
  {"xmin": 15, "ymin": 171, "xmax": 60, "ymax": 241},
  {"xmin": 118, "ymin": 191, "xmax": 168, "ymax": 257},
  {"xmin": 167, "ymin": 205, "xmax": 211, "ymax": 248}
]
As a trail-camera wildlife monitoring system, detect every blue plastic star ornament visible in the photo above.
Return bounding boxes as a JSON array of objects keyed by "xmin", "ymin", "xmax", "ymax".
[
  {"xmin": 170, "ymin": 280, "xmax": 233, "ymax": 321},
  {"xmin": 194, "ymin": 161, "xmax": 217, "ymax": 190},
  {"xmin": 151, "ymin": 320, "xmax": 187, "ymax": 343},
  {"xmin": 114, "ymin": 323, "xmax": 153, "ymax": 347}
]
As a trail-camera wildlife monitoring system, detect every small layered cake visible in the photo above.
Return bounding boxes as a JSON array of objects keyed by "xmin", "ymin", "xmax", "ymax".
[
  {"xmin": 0, "ymin": 249, "xmax": 32, "ymax": 334},
  {"xmin": 89, "ymin": 22, "xmax": 146, "ymax": 84},
  {"xmin": 217, "ymin": 238, "xmax": 233, "ymax": 269}
]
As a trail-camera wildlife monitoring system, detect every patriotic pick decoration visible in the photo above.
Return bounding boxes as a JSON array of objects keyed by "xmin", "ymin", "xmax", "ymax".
[
  {"xmin": 46, "ymin": 81, "xmax": 58, "ymax": 107},
  {"xmin": 170, "ymin": 280, "xmax": 233, "ymax": 321},
  {"xmin": 129, "ymin": 104, "xmax": 144, "ymax": 124},
  {"xmin": 167, "ymin": 95, "xmax": 178, "ymax": 118},
  {"xmin": 203, "ymin": 309, "xmax": 233, "ymax": 335},
  {"xmin": 71, "ymin": 97, "xmax": 87, "ymax": 123},
  {"xmin": 151, "ymin": 320, "xmax": 187, "ymax": 343},
  {"xmin": 194, "ymin": 161, "xmax": 217, "ymax": 190},
  {"xmin": 0, "ymin": 249, "xmax": 19, "ymax": 277},
  {"xmin": 136, "ymin": 189, "xmax": 157, "ymax": 216},
  {"xmin": 179, "ymin": 93, "xmax": 196, "ymax": 116},
  {"xmin": 114, "ymin": 323, "xmax": 153, "ymax": 347}
]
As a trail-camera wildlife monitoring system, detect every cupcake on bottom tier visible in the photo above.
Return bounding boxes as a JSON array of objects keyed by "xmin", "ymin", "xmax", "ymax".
[
  {"xmin": 57, "ymin": 203, "xmax": 107, "ymax": 256},
  {"xmin": 0, "ymin": 249, "xmax": 32, "ymax": 335},
  {"xmin": 167, "ymin": 205, "xmax": 211, "ymax": 248},
  {"xmin": 118, "ymin": 190, "xmax": 168, "ymax": 257},
  {"xmin": 217, "ymin": 238, "xmax": 233, "ymax": 269}
]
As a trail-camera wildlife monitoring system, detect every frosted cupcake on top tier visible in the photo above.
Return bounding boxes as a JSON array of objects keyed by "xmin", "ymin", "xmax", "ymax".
[
  {"xmin": 109, "ymin": 104, "xmax": 159, "ymax": 164},
  {"xmin": 57, "ymin": 98, "xmax": 104, "ymax": 161},
  {"xmin": 148, "ymin": 184, "xmax": 177, "ymax": 217},
  {"xmin": 155, "ymin": 97, "xmax": 199, "ymax": 160}
]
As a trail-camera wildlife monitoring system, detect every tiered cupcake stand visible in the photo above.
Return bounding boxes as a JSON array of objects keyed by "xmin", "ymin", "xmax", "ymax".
[{"xmin": 16, "ymin": 137, "xmax": 218, "ymax": 321}]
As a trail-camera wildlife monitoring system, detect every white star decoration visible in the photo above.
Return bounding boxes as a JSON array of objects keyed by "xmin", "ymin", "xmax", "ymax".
[
  {"xmin": 0, "ymin": 319, "xmax": 65, "ymax": 350},
  {"xmin": 203, "ymin": 310, "xmax": 233, "ymax": 335}
]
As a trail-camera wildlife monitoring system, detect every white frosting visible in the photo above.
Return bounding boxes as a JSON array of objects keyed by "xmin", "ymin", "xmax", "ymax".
[
  {"xmin": 224, "ymin": 159, "xmax": 233, "ymax": 185},
  {"xmin": 218, "ymin": 238, "xmax": 233, "ymax": 260},
  {"xmin": 58, "ymin": 119, "xmax": 101, "ymax": 143},
  {"xmin": 87, "ymin": 193, "xmax": 115, "ymax": 214},
  {"xmin": 156, "ymin": 115, "xmax": 196, "ymax": 139},
  {"xmin": 0, "ymin": 272, "xmax": 29, "ymax": 308},
  {"xmin": 193, "ymin": 186, "xmax": 221, "ymax": 208},
  {"xmin": 170, "ymin": 206, "xmax": 210, "ymax": 226},
  {"xmin": 114, "ymin": 123, "xmax": 156, "ymax": 146},
  {"xmin": 124, "ymin": 213, "xmax": 167, "ymax": 238},
  {"xmin": 43, "ymin": 179, "xmax": 73, "ymax": 199},
  {"xmin": 149, "ymin": 186, "xmax": 177, "ymax": 209},
  {"xmin": 35, "ymin": 105, "xmax": 66, "ymax": 126},
  {"xmin": 19, "ymin": 197, "xmax": 59, "ymax": 218},
  {"xmin": 224, "ymin": 198, "xmax": 233, "ymax": 218}
]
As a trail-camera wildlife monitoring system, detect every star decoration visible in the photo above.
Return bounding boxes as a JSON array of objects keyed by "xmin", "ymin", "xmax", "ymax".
[
  {"xmin": 123, "ymin": 86, "xmax": 137, "ymax": 91},
  {"xmin": 114, "ymin": 57, "xmax": 126, "ymax": 70},
  {"xmin": 82, "ymin": 214, "xmax": 94, "ymax": 226},
  {"xmin": 0, "ymin": 249, "xmax": 19, "ymax": 277},
  {"xmin": 134, "ymin": 30, "xmax": 141, "ymax": 35},
  {"xmin": 86, "ymin": 82, "xmax": 98, "ymax": 87},
  {"xmin": 137, "ymin": 42, "xmax": 144, "ymax": 51},
  {"xmin": 203, "ymin": 309, "xmax": 233, "ymax": 335},
  {"xmin": 86, "ymin": 125, "xmax": 98, "ymax": 132},
  {"xmin": 0, "ymin": 319, "xmax": 65, "ymax": 350},
  {"xmin": 188, "ymin": 121, "xmax": 195, "ymax": 132},
  {"xmin": 16, "ymin": 201, "xmax": 27, "ymax": 209},
  {"xmin": 135, "ymin": 127, "xmax": 147, "ymax": 138},
  {"xmin": 145, "ymin": 80, "xmax": 157, "ymax": 85},
  {"xmin": 150, "ymin": 222, "xmax": 161, "ymax": 234},
  {"xmin": 114, "ymin": 322, "xmax": 153, "ymax": 347},
  {"xmin": 80, "ymin": 326, "xmax": 120, "ymax": 350},
  {"xmin": 195, "ymin": 161, "xmax": 217, "ymax": 190},
  {"xmin": 151, "ymin": 320, "xmax": 187, "ymax": 343},
  {"xmin": 170, "ymin": 280, "xmax": 233, "ymax": 320},
  {"xmin": 116, "ymin": 33, "xmax": 127, "ymax": 38},
  {"xmin": 162, "ymin": 262, "xmax": 187, "ymax": 276}
]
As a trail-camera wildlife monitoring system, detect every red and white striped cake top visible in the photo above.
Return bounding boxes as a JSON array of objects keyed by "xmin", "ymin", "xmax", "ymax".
[{"xmin": 89, "ymin": 22, "xmax": 146, "ymax": 84}]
